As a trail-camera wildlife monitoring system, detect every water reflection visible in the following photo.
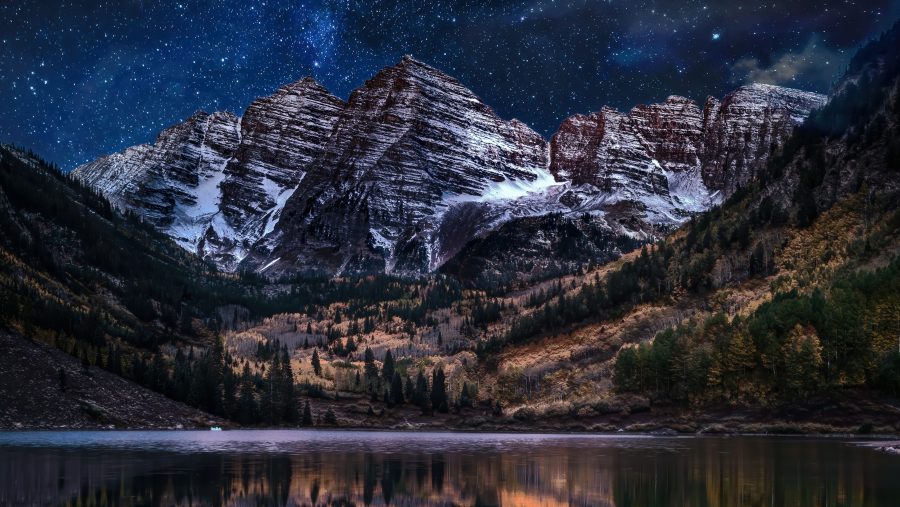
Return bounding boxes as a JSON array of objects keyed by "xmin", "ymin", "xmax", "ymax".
[{"xmin": 0, "ymin": 431, "xmax": 897, "ymax": 506}]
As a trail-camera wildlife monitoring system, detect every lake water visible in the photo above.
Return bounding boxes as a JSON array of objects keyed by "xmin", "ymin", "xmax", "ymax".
[{"xmin": 0, "ymin": 431, "xmax": 897, "ymax": 506}]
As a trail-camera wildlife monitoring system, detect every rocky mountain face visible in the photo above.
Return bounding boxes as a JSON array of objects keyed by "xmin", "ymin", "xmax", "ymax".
[
  {"xmin": 210, "ymin": 78, "xmax": 346, "ymax": 269},
  {"xmin": 74, "ymin": 57, "xmax": 825, "ymax": 276},
  {"xmin": 246, "ymin": 56, "xmax": 552, "ymax": 275},
  {"xmin": 700, "ymin": 84, "xmax": 828, "ymax": 194},
  {"xmin": 73, "ymin": 79, "xmax": 344, "ymax": 270},
  {"xmin": 549, "ymin": 84, "xmax": 827, "ymax": 227}
]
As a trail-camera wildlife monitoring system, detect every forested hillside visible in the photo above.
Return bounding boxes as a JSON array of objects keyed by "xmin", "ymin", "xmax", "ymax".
[{"xmin": 474, "ymin": 23, "xmax": 900, "ymax": 430}]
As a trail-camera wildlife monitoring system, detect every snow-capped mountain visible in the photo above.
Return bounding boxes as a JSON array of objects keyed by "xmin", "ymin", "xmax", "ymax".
[
  {"xmin": 548, "ymin": 85, "xmax": 827, "ymax": 228},
  {"xmin": 72, "ymin": 78, "xmax": 343, "ymax": 271},
  {"xmin": 243, "ymin": 55, "xmax": 552, "ymax": 274},
  {"xmin": 73, "ymin": 57, "xmax": 826, "ymax": 276}
]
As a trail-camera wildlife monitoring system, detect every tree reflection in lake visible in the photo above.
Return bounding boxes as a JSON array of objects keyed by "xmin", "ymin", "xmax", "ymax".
[{"xmin": 0, "ymin": 431, "xmax": 897, "ymax": 506}]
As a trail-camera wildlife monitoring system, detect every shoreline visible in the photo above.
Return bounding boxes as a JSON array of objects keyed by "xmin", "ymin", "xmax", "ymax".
[{"xmin": 2, "ymin": 425, "xmax": 898, "ymax": 440}]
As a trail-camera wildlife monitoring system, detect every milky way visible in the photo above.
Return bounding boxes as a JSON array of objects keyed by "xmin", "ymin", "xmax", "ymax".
[{"xmin": 2, "ymin": 0, "xmax": 899, "ymax": 170}]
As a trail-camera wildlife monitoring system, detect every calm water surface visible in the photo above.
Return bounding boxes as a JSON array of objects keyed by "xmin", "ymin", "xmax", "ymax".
[{"xmin": 0, "ymin": 430, "xmax": 897, "ymax": 506}]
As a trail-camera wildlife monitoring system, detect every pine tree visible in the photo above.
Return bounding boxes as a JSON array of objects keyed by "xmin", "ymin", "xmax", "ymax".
[
  {"xmin": 207, "ymin": 337, "xmax": 226, "ymax": 415},
  {"xmin": 188, "ymin": 361, "xmax": 206, "ymax": 409},
  {"xmin": 237, "ymin": 363, "xmax": 258, "ymax": 425},
  {"xmin": 363, "ymin": 348, "xmax": 378, "ymax": 393},
  {"xmin": 382, "ymin": 349, "xmax": 395, "ymax": 381},
  {"xmin": 404, "ymin": 375, "xmax": 414, "ymax": 401},
  {"xmin": 389, "ymin": 372, "xmax": 404, "ymax": 406},
  {"xmin": 302, "ymin": 399, "xmax": 313, "ymax": 426},
  {"xmin": 261, "ymin": 352, "xmax": 282, "ymax": 425},
  {"xmin": 415, "ymin": 371, "xmax": 430, "ymax": 414},
  {"xmin": 311, "ymin": 349, "xmax": 322, "ymax": 377},
  {"xmin": 282, "ymin": 351, "xmax": 299, "ymax": 424},
  {"xmin": 172, "ymin": 349, "xmax": 191, "ymax": 402},
  {"xmin": 431, "ymin": 367, "xmax": 448, "ymax": 413},
  {"xmin": 222, "ymin": 363, "xmax": 238, "ymax": 419},
  {"xmin": 150, "ymin": 353, "xmax": 168, "ymax": 393},
  {"xmin": 323, "ymin": 408, "xmax": 338, "ymax": 426},
  {"xmin": 458, "ymin": 382, "xmax": 473, "ymax": 408},
  {"xmin": 81, "ymin": 348, "xmax": 91, "ymax": 373}
]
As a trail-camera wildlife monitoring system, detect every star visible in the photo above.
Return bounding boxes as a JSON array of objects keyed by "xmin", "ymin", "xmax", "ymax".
[{"xmin": 0, "ymin": 1, "xmax": 894, "ymax": 170}]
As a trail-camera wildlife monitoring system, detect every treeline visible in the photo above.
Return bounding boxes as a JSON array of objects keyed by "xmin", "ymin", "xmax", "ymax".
[
  {"xmin": 615, "ymin": 256, "xmax": 900, "ymax": 403},
  {"xmin": 61, "ymin": 335, "xmax": 331, "ymax": 426},
  {"xmin": 356, "ymin": 348, "xmax": 478, "ymax": 415},
  {"xmin": 0, "ymin": 146, "xmax": 476, "ymax": 352},
  {"xmin": 0, "ymin": 148, "xmax": 486, "ymax": 424},
  {"xmin": 479, "ymin": 243, "xmax": 674, "ymax": 357}
]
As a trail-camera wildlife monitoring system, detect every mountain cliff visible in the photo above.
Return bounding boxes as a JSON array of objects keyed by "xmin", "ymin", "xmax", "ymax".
[
  {"xmin": 548, "ymin": 85, "xmax": 826, "ymax": 226},
  {"xmin": 245, "ymin": 56, "xmax": 552, "ymax": 275},
  {"xmin": 72, "ymin": 78, "xmax": 344, "ymax": 271}
]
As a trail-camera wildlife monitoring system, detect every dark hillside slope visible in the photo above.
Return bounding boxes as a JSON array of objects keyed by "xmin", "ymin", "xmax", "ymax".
[
  {"xmin": 0, "ymin": 331, "xmax": 222, "ymax": 429},
  {"xmin": 0, "ymin": 146, "xmax": 251, "ymax": 426},
  {"xmin": 0, "ymin": 145, "xmax": 243, "ymax": 350}
]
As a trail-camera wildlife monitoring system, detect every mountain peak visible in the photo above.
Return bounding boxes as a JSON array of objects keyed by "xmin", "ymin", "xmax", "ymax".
[
  {"xmin": 278, "ymin": 75, "xmax": 330, "ymax": 94},
  {"xmin": 664, "ymin": 95, "xmax": 695, "ymax": 105},
  {"xmin": 385, "ymin": 54, "xmax": 459, "ymax": 85},
  {"xmin": 728, "ymin": 82, "xmax": 827, "ymax": 102}
]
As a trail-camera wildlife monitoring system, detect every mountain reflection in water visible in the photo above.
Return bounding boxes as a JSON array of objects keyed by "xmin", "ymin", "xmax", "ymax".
[{"xmin": 0, "ymin": 431, "xmax": 897, "ymax": 506}]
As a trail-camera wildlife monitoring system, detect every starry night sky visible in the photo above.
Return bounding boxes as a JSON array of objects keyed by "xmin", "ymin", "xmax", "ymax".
[{"xmin": 3, "ymin": 1, "xmax": 899, "ymax": 171}]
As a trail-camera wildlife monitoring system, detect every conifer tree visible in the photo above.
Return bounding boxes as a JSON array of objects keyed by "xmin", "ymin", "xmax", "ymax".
[
  {"xmin": 382, "ymin": 349, "xmax": 395, "ymax": 381},
  {"xmin": 311, "ymin": 348, "xmax": 322, "ymax": 377},
  {"xmin": 363, "ymin": 348, "xmax": 378, "ymax": 393},
  {"xmin": 390, "ymin": 372, "xmax": 404, "ymax": 405},
  {"xmin": 207, "ymin": 336, "xmax": 226, "ymax": 415},
  {"xmin": 431, "ymin": 367, "xmax": 448, "ymax": 413},
  {"xmin": 222, "ymin": 363, "xmax": 238, "ymax": 419},
  {"xmin": 261, "ymin": 352, "xmax": 284, "ymax": 425},
  {"xmin": 404, "ymin": 375, "xmax": 414, "ymax": 401},
  {"xmin": 415, "ymin": 371, "xmax": 430, "ymax": 414},
  {"xmin": 282, "ymin": 350, "xmax": 299, "ymax": 423},
  {"xmin": 237, "ymin": 363, "xmax": 258, "ymax": 425},
  {"xmin": 323, "ymin": 408, "xmax": 338, "ymax": 426},
  {"xmin": 302, "ymin": 399, "xmax": 313, "ymax": 426}
]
